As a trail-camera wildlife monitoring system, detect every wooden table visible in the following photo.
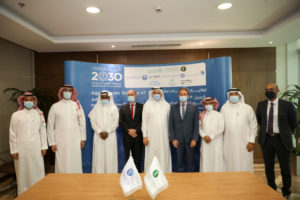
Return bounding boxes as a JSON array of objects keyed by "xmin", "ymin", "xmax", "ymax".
[{"xmin": 17, "ymin": 172, "xmax": 284, "ymax": 200}]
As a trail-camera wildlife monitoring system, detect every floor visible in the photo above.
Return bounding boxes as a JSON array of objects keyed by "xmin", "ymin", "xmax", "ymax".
[{"xmin": 0, "ymin": 164, "xmax": 299, "ymax": 200}]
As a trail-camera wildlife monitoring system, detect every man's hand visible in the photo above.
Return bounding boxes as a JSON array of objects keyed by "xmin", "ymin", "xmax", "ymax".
[
  {"xmin": 80, "ymin": 141, "xmax": 85, "ymax": 149},
  {"xmin": 100, "ymin": 132, "xmax": 108, "ymax": 140},
  {"xmin": 190, "ymin": 140, "xmax": 197, "ymax": 148},
  {"xmin": 12, "ymin": 153, "xmax": 18, "ymax": 160},
  {"xmin": 246, "ymin": 142, "xmax": 255, "ymax": 152},
  {"xmin": 128, "ymin": 129, "xmax": 138, "ymax": 138},
  {"xmin": 41, "ymin": 149, "xmax": 47, "ymax": 156},
  {"xmin": 204, "ymin": 136, "xmax": 211, "ymax": 143},
  {"xmin": 143, "ymin": 137, "xmax": 149, "ymax": 146},
  {"xmin": 172, "ymin": 140, "xmax": 179, "ymax": 148},
  {"xmin": 51, "ymin": 145, "xmax": 57, "ymax": 153}
]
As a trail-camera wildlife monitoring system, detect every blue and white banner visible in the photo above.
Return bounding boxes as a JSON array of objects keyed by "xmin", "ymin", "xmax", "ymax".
[{"xmin": 64, "ymin": 56, "xmax": 232, "ymax": 173}]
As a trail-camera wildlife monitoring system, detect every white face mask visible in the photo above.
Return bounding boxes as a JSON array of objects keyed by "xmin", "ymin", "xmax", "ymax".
[
  {"xmin": 153, "ymin": 94, "xmax": 161, "ymax": 101},
  {"xmin": 63, "ymin": 91, "xmax": 72, "ymax": 100}
]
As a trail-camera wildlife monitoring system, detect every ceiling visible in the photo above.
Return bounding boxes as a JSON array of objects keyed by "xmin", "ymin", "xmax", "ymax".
[{"xmin": 0, "ymin": 0, "xmax": 300, "ymax": 52}]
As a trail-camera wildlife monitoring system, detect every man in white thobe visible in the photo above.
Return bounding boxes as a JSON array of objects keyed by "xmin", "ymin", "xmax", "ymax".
[
  {"xmin": 47, "ymin": 85, "xmax": 86, "ymax": 173},
  {"xmin": 89, "ymin": 91, "xmax": 119, "ymax": 173},
  {"xmin": 9, "ymin": 92, "xmax": 48, "ymax": 195},
  {"xmin": 199, "ymin": 97, "xmax": 224, "ymax": 172},
  {"xmin": 221, "ymin": 88, "xmax": 257, "ymax": 172},
  {"xmin": 142, "ymin": 88, "xmax": 172, "ymax": 173}
]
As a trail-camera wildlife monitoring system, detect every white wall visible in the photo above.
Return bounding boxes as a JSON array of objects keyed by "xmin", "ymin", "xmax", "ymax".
[
  {"xmin": 0, "ymin": 38, "xmax": 34, "ymax": 165},
  {"xmin": 276, "ymin": 38, "xmax": 300, "ymax": 92}
]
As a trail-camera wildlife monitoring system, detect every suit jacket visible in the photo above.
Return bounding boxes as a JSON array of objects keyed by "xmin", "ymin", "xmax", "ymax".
[
  {"xmin": 119, "ymin": 102, "xmax": 143, "ymax": 138},
  {"xmin": 169, "ymin": 102, "xmax": 199, "ymax": 143},
  {"xmin": 256, "ymin": 98, "xmax": 297, "ymax": 151}
]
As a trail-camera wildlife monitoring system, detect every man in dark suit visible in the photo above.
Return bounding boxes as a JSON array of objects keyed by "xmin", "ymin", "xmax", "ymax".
[
  {"xmin": 119, "ymin": 90, "xmax": 143, "ymax": 172},
  {"xmin": 256, "ymin": 82, "xmax": 297, "ymax": 200},
  {"xmin": 169, "ymin": 88, "xmax": 199, "ymax": 172}
]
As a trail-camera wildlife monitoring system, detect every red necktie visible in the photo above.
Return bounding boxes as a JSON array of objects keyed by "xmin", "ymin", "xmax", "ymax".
[{"xmin": 131, "ymin": 104, "xmax": 134, "ymax": 119}]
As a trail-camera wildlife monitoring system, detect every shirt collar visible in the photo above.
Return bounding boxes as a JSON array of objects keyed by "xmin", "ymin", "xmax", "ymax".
[
  {"xmin": 268, "ymin": 97, "xmax": 279, "ymax": 105},
  {"xmin": 180, "ymin": 102, "xmax": 187, "ymax": 106}
]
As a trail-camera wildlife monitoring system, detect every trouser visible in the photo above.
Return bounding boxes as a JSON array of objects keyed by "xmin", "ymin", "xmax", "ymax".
[
  {"xmin": 123, "ymin": 135, "xmax": 143, "ymax": 172},
  {"xmin": 261, "ymin": 134, "xmax": 291, "ymax": 196},
  {"xmin": 177, "ymin": 142, "xmax": 195, "ymax": 172}
]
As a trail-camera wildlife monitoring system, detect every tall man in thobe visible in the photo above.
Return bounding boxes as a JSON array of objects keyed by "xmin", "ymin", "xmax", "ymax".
[
  {"xmin": 221, "ymin": 88, "xmax": 257, "ymax": 172},
  {"xmin": 256, "ymin": 83, "xmax": 297, "ymax": 200},
  {"xmin": 47, "ymin": 85, "xmax": 86, "ymax": 173},
  {"xmin": 169, "ymin": 88, "xmax": 199, "ymax": 172},
  {"xmin": 119, "ymin": 90, "xmax": 143, "ymax": 172},
  {"xmin": 199, "ymin": 97, "xmax": 224, "ymax": 172},
  {"xmin": 9, "ymin": 92, "xmax": 48, "ymax": 195},
  {"xmin": 142, "ymin": 88, "xmax": 172, "ymax": 172},
  {"xmin": 89, "ymin": 91, "xmax": 119, "ymax": 173}
]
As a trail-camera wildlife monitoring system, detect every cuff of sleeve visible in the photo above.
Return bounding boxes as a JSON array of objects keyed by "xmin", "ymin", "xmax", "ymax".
[
  {"xmin": 248, "ymin": 137, "xmax": 256, "ymax": 143},
  {"xmin": 10, "ymin": 150, "xmax": 18, "ymax": 154}
]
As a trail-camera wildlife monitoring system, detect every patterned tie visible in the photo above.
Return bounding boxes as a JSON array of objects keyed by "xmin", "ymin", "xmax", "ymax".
[
  {"xmin": 267, "ymin": 103, "xmax": 274, "ymax": 135},
  {"xmin": 181, "ymin": 104, "xmax": 185, "ymax": 119},
  {"xmin": 130, "ymin": 104, "xmax": 134, "ymax": 119}
]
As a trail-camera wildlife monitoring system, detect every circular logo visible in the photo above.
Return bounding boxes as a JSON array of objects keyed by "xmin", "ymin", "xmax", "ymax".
[
  {"xmin": 142, "ymin": 74, "xmax": 148, "ymax": 80},
  {"xmin": 181, "ymin": 73, "xmax": 185, "ymax": 78},
  {"xmin": 127, "ymin": 168, "xmax": 134, "ymax": 176},
  {"xmin": 181, "ymin": 66, "xmax": 186, "ymax": 72},
  {"xmin": 153, "ymin": 169, "xmax": 159, "ymax": 178}
]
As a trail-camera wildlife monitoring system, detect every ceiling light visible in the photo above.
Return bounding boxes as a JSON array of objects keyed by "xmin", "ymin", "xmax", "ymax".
[
  {"xmin": 199, "ymin": 42, "xmax": 204, "ymax": 46},
  {"xmin": 217, "ymin": 2, "xmax": 232, "ymax": 10},
  {"xmin": 268, "ymin": 41, "xmax": 273, "ymax": 44},
  {"xmin": 86, "ymin": 6, "xmax": 100, "ymax": 14},
  {"xmin": 111, "ymin": 45, "xmax": 115, "ymax": 48}
]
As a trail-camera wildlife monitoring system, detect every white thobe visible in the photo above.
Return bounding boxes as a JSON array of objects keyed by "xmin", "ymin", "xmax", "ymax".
[
  {"xmin": 9, "ymin": 109, "xmax": 48, "ymax": 195},
  {"xmin": 142, "ymin": 101, "xmax": 172, "ymax": 173},
  {"xmin": 89, "ymin": 103, "xmax": 119, "ymax": 173},
  {"xmin": 47, "ymin": 99, "xmax": 86, "ymax": 173},
  {"xmin": 221, "ymin": 102, "xmax": 257, "ymax": 172},
  {"xmin": 199, "ymin": 110, "xmax": 225, "ymax": 172}
]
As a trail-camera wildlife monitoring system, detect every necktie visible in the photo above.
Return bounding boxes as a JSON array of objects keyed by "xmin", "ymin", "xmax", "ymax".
[
  {"xmin": 267, "ymin": 103, "xmax": 274, "ymax": 135},
  {"xmin": 131, "ymin": 104, "xmax": 134, "ymax": 119},
  {"xmin": 181, "ymin": 104, "xmax": 185, "ymax": 119}
]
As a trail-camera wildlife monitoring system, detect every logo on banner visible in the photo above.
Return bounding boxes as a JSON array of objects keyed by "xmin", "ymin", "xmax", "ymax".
[{"xmin": 142, "ymin": 74, "xmax": 148, "ymax": 80}]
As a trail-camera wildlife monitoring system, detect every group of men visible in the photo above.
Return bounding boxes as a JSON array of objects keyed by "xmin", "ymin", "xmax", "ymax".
[{"xmin": 9, "ymin": 83, "xmax": 297, "ymax": 200}]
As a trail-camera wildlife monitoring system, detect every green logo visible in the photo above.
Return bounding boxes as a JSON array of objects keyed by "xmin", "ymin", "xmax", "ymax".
[
  {"xmin": 181, "ymin": 66, "xmax": 186, "ymax": 72},
  {"xmin": 153, "ymin": 169, "xmax": 159, "ymax": 178}
]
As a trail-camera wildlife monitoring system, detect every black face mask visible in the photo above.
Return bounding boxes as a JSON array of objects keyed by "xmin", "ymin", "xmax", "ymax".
[{"xmin": 265, "ymin": 91, "xmax": 276, "ymax": 100}]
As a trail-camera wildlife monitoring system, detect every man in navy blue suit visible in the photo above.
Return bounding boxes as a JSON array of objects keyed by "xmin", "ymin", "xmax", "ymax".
[{"xmin": 169, "ymin": 88, "xmax": 199, "ymax": 172}]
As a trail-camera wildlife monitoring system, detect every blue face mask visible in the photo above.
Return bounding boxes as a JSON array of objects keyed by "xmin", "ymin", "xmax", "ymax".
[
  {"xmin": 101, "ymin": 99, "xmax": 109, "ymax": 105},
  {"xmin": 205, "ymin": 105, "xmax": 213, "ymax": 112},
  {"xmin": 24, "ymin": 101, "xmax": 34, "ymax": 109},
  {"xmin": 179, "ymin": 96, "xmax": 188, "ymax": 102},
  {"xmin": 63, "ymin": 92, "xmax": 72, "ymax": 100},
  {"xmin": 153, "ymin": 94, "xmax": 161, "ymax": 101},
  {"xmin": 230, "ymin": 96, "xmax": 239, "ymax": 104},
  {"xmin": 128, "ymin": 96, "xmax": 135, "ymax": 102}
]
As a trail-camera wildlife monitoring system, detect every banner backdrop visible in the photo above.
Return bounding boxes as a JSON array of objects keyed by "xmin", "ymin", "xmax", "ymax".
[{"xmin": 64, "ymin": 56, "xmax": 232, "ymax": 173}]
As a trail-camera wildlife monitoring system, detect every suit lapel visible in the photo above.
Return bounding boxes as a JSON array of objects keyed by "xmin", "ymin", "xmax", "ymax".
[
  {"xmin": 183, "ymin": 103, "xmax": 190, "ymax": 120},
  {"xmin": 263, "ymin": 100, "xmax": 268, "ymax": 122}
]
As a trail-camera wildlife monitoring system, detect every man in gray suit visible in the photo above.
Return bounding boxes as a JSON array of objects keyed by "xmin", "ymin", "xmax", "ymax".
[{"xmin": 169, "ymin": 88, "xmax": 199, "ymax": 172}]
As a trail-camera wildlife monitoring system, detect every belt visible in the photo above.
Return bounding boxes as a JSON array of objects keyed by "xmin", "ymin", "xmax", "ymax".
[{"xmin": 267, "ymin": 133, "xmax": 280, "ymax": 136}]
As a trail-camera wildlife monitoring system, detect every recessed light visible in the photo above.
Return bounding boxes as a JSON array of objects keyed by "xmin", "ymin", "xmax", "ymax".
[
  {"xmin": 199, "ymin": 42, "xmax": 204, "ymax": 46},
  {"xmin": 268, "ymin": 41, "xmax": 273, "ymax": 44},
  {"xmin": 111, "ymin": 45, "xmax": 115, "ymax": 48},
  {"xmin": 217, "ymin": 2, "xmax": 232, "ymax": 10},
  {"xmin": 86, "ymin": 6, "xmax": 100, "ymax": 14}
]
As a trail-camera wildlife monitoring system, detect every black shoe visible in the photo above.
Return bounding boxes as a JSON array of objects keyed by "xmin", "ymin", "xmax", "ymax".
[{"xmin": 284, "ymin": 195, "xmax": 290, "ymax": 200}]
